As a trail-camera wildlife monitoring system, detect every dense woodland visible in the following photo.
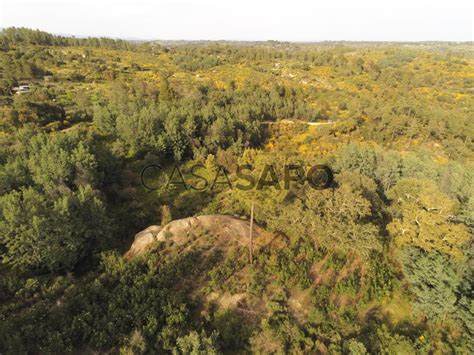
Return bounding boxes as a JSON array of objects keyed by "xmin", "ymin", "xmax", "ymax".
[{"xmin": 0, "ymin": 27, "xmax": 473, "ymax": 354}]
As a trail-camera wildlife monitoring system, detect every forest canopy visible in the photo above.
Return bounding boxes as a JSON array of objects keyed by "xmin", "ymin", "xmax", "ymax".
[{"xmin": 0, "ymin": 27, "xmax": 472, "ymax": 353}]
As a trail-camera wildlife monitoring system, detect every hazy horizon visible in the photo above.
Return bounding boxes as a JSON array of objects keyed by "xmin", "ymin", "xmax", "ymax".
[
  {"xmin": 2, "ymin": 26, "xmax": 474, "ymax": 43},
  {"xmin": 1, "ymin": 0, "xmax": 472, "ymax": 42}
]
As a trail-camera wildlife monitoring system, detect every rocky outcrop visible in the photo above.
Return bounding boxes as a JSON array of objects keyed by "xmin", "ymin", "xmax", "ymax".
[{"xmin": 125, "ymin": 215, "xmax": 266, "ymax": 259}]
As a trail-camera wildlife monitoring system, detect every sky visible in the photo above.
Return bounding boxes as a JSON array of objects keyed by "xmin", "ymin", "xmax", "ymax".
[{"xmin": 1, "ymin": 0, "xmax": 473, "ymax": 41}]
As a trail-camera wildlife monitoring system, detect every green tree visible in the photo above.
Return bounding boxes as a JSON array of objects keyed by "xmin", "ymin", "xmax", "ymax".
[
  {"xmin": 400, "ymin": 247, "xmax": 463, "ymax": 322},
  {"xmin": 387, "ymin": 178, "xmax": 470, "ymax": 258},
  {"xmin": 173, "ymin": 330, "xmax": 220, "ymax": 355},
  {"xmin": 0, "ymin": 186, "xmax": 110, "ymax": 272}
]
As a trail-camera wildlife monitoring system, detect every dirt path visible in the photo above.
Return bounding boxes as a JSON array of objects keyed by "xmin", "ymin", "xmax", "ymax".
[{"xmin": 261, "ymin": 119, "xmax": 336, "ymax": 126}]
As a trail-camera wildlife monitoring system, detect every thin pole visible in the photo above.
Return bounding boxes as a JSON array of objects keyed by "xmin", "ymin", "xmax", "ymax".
[{"xmin": 249, "ymin": 199, "xmax": 254, "ymax": 264}]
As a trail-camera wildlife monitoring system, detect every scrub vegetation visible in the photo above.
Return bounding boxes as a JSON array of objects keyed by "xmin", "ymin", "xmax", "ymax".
[{"xmin": 0, "ymin": 27, "xmax": 473, "ymax": 353}]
